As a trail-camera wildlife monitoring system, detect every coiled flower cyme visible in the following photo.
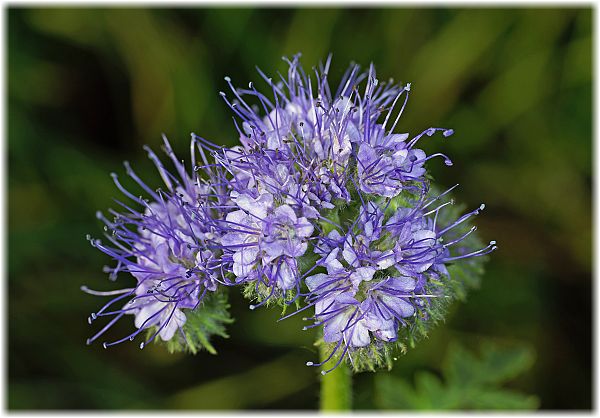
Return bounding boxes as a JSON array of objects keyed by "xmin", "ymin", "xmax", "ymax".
[{"xmin": 84, "ymin": 54, "xmax": 495, "ymax": 372}]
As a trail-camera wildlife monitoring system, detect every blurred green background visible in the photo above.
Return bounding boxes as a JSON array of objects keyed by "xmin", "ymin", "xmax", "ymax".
[{"xmin": 8, "ymin": 7, "xmax": 591, "ymax": 410}]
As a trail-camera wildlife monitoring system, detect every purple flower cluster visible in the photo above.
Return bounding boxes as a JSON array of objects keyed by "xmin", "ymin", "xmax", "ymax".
[
  {"xmin": 84, "ymin": 138, "xmax": 230, "ymax": 349},
  {"xmin": 85, "ymin": 54, "xmax": 495, "ymax": 371},
  {"xmin": 302, "ymin": 198, "xmax": 494, "ymax": 372}
]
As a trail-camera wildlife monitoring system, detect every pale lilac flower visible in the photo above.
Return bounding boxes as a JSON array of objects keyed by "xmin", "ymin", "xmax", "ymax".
[{"xmin": 220, "ymin": 191, "xmax": 314, "ymax": 298}]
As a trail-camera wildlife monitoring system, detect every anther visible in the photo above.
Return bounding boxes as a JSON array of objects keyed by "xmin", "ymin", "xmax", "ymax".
[
  {"xmin": 443, "ymin": 129, "xmax": 454, "ymax": 137},
  {"xmin": 224, "ymin": 76, "xmax": 231, "ymax": 82},
  {"xmin": 306, "ymin": 361, "xmax": 314, "ymax": 366},
  {"xmin": 102, "ymin": 342, "xmax": 108, "ymax": 349},
  {"xmin": 140, "ymin": 342, "xmax": 145, "ymax": 349},
  {"xmin": 249, "ymin": 305, "xmax": 256, "ymax": 310}
]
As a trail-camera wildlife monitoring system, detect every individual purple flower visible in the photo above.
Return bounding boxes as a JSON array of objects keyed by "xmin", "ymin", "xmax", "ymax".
[
  {"xmin": 357, "ymin": 124, "xmax": 456, "ymax": 197},
  {"xmin": 314, "ymin": 202, "xmax": 395, "ymax": 278},
  {"xmin": 220, "ymin": 191, "xmax": 314, "ymax": 303}
]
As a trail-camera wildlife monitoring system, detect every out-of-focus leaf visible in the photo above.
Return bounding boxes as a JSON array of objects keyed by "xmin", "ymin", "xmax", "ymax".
[
  {"xmin": 469, "ymin": 388, "xmax": 539, "ymax": 410},
  {"xmin": 375, "ymin": 340, "xmax": 539, "ymax": 410},
  {"xmin": 374, "ymin": 374, "xmax": 419, "ymax": 409},
  {"xmin": 474, "ymin": 341, "xmax": 535, "ymax": 384}
]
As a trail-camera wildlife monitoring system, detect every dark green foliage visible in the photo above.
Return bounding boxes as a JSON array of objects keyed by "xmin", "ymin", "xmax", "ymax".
[{"xmin": 375, "ymin": 340, "xmax": 539, "ymax": 410}]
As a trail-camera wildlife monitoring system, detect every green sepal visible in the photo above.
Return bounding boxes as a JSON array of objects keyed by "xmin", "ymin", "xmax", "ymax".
[
  {"xmin": 146, "ymin": 289, "xmax": 234, "ymax": 355},
  {"xmin": 375, "ymin": 340, "xmax": 539, "ymax": 410},
  {"xmin": 242, "ymin": 281, "xmax": 301, "ymax": 315},
  {"xmin": 316, "ymin": 336, "xmax": 408, "ymax": 373}
]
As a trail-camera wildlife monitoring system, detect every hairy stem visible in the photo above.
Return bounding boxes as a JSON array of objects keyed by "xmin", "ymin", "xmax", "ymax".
[{"xmin": 319, "ymin": 343, "xmax": 352, "ymax": 411}]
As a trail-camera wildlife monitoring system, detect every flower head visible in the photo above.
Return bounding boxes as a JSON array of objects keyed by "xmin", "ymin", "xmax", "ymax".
[
  {"xmin": 84, "ymin": 136, "xmax": 232, "ymax": 352},
  {"xmin": 85, "ymin": 54, "xmax": 494, "ymax": 372},
  {"xmin": 302, "ymin": 190, "xmax": 494, "ymax": 372}
]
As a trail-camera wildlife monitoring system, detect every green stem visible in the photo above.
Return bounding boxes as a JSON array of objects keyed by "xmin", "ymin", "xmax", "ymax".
[{"xmin": 319, "ymin": 343, "xmax": 352, "ymax": 411}]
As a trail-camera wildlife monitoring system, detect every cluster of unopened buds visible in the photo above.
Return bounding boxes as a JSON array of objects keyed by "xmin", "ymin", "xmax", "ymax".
[{"xmin": 84, "ymin": 54, "xmax": 495, "ymax": 373}]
